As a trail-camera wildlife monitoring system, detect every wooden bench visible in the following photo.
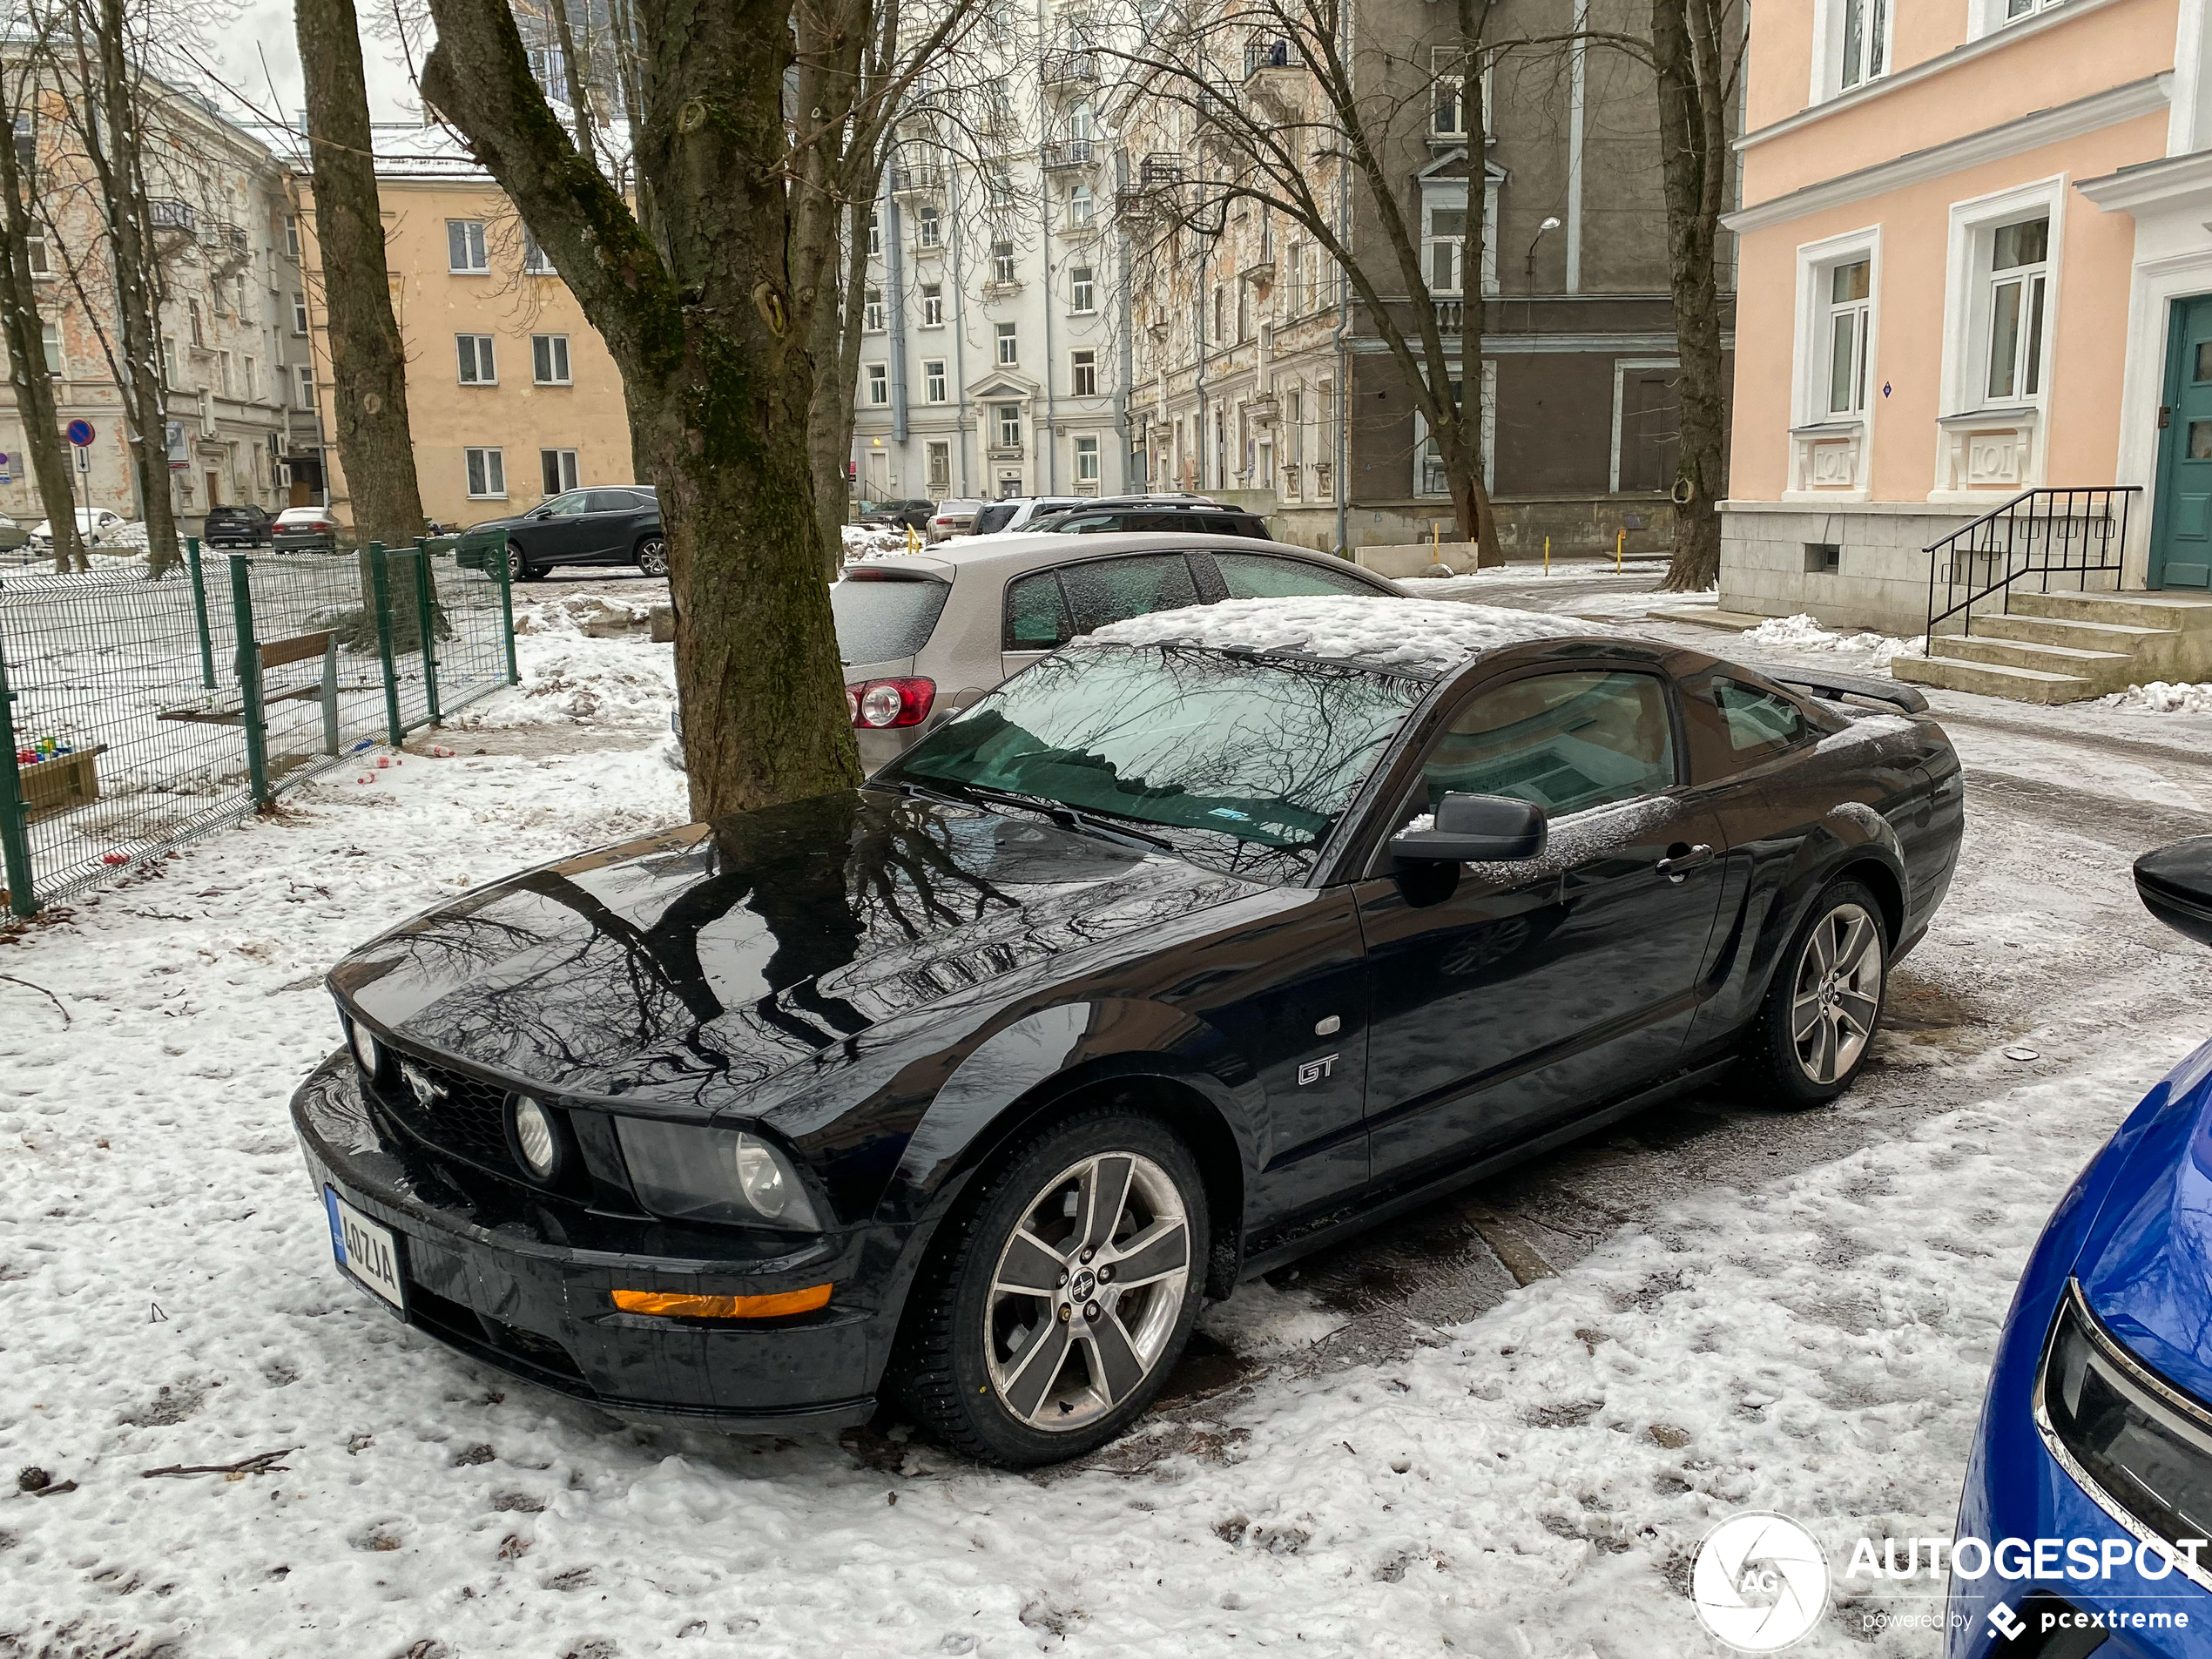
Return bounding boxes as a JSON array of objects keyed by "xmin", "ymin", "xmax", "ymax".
[{"xmin": 159, "ymin": 630, "xmax": 344, "ymax": 757}]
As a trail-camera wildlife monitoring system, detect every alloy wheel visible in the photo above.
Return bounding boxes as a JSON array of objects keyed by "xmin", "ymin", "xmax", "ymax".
[
  {"xmin": 1790, "ymin": 900, "xmax": 1883, "ymax": 1086},
  {"xmin": 636, "ymin": 537, "xmax": 668, "ymax": 577},
  {"xmin": 505, "ymin": 545, "xmax": 529, "ymax": 582},
  {"xmin": 983, "ymin": 1150, "xmax": 1190, "ymax": 1432}
]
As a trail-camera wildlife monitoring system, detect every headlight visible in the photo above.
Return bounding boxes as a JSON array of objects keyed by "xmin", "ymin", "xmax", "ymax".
[
  {"xmin": 615, "ymin": 1117, "xmax": 822, "ymax": 1232},
  {"xmin": 348, "ymin": 1020, "xmax": 381, "ymax": 1076},
  {"xmin": 2039, "ymin": 1281, "xmax": 2212, "ymax": 1579},
  {"xmin": 508, "ymin": 1096, "xmax": 561, "ymax": 1180}
]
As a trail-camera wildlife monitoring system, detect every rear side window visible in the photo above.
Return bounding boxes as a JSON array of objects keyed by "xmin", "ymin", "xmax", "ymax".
[
  {"xmin": 974, "ymin": 503, "xmax": 1017, "ymax": 535},
  {"xmin": 1060, "ymin": 555, "xmax": 1202, "ymax": 636},
  {"xmin": 1714, "ymin": 679, "xmax": 1807, "ymax": 755},
  {"xmin": 1215, "ymin": 551, "xmax": 1381, "ymax": 599},
  {"xmin": 1006, "ymin": 570, "xmax": 1074, "ymax": 649},
  {"xmin": 833, "ymin": 573, "xmax": 951, "ymax": 664},
  {"xmin": 583, "ymin": 490, "xmax": 632, "ymax": 512}
]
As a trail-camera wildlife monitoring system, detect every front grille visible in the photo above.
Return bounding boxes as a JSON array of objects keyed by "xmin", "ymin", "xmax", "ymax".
[{"xmin": 377, "ymin": 1052, "xmax": 517, "ymax": 1176}]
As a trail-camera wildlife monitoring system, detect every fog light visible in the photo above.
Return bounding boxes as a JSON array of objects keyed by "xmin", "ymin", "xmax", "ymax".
[
  {"xmin": 509, "ymin": 1096, "xmax": 560, "ymax": 1179},
  {"xmin": 348, "ymin": 1021, "xmax": 381, "ymax": 1076},
  {"xmin": 612, "ymin": 1285, "xmax": 832, "ymax": 1318}
]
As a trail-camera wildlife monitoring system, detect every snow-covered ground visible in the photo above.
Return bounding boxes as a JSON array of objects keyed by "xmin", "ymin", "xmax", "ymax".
[{"xmin": 3, "ymin": 583, "xmax": 2208, "ymax": 1657}]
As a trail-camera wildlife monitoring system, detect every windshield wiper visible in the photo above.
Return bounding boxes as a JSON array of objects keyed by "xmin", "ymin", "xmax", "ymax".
[{"xmin": 921, "ymin": 780, "xmax": 1176, "ymax": 852}]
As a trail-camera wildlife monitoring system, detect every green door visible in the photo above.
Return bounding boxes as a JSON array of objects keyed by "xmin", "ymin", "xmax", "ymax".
[{"xmin": 2151, "ymin": 295, "xmax": 2212, "ymax": 590}]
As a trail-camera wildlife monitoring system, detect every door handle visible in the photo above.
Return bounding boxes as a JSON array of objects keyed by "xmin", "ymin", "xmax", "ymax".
[{"xmin": 1656, "ymin": 843, "xmax": 1716, "ymax": 884}]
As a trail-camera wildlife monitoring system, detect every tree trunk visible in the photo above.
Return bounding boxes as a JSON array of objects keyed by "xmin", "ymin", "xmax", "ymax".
[
  {"xmin": 1649, "ymin": 0, "xmax": 1730, "ymax": 593},
  {"xmin": 0, "ymin": 84, "xmax": 85, "ymax": 574},
  {"xmin": 807, "ymin": 193, "xmax": 875, "ymax": 577},
  {"xmin": 1448, "ymin": 0, "xmax": 1501, "ymax": 565},
  {"xmin": 422, "ymin": 0, "xmax": 860, "ymax": 819},
  {"xmin": 546, "ymin": 0, "xmax": 595, "ymax": 156},
  {"xmin": 298, "ymin": 0, "xmax": 428, "ymax": 550}
]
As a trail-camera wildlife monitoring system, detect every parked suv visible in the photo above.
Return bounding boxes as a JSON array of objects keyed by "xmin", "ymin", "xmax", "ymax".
[
  {"xmin": 835, "ymin": 530, "xmax": 1405, "ymax": 771},
  {"xmin": 201, "ymin": 504, "xmax": 273, "ymax": 548},
  {"xmin": 970, "ymin": 496, "xmax": 1089, "ymax": 536},
  {"xmin": 468, "ymin": 486, "xmax": 666, "ymax": 579},
  {"xmin": 1028, "ymin": 497, "xmax": 1271, "ymax": 540},
  {"xmin": 857, "ymin": 499, "xmax": 935, "ymax": 532}
]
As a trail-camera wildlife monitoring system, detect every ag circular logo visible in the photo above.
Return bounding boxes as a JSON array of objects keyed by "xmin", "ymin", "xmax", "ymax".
[{"xmin": 1690, "ymin": 1511, "xmax": 1830, "ymax": 1652}]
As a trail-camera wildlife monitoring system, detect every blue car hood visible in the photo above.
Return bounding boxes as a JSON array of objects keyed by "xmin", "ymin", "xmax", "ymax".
[{"xmin": 2074, "ymin": 1039, "xmax": 2212, "ymax": 1402}]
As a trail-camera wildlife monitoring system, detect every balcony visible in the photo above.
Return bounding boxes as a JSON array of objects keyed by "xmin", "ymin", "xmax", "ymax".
[
  {"xmin": 1042, "ymin": 48, "xmax": 1099, "ymax": 90},
  {"xmin": 1247, "ymin": 393, "xmax": 1279, "ymax": 427},
  {"xmin": 889, "ymin": 162, "xmax": 944, "ymax": 196},
  {"xmin": 1139, "ymin": 153, "xmax": 1184, "ymax": 186},
  {"xmin": 1040, "ymin": 138, "xmax": 1096, "ymax": 172},
  {"xmin": 150, "ymin": 198, "xmax": 195, "ymax": 233},
  {"xmin": 1195, "ymin": 84, "xmax": 1236, "ymax": 126},
  {"xmin": 1433, "ymin": 299, "xmax": 1463, "ymax": 334}
]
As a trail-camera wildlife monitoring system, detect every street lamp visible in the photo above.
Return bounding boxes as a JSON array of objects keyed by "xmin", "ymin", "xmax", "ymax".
[{"xmin": 1526, "ymin": 215, "xmax": 1563, "ymax": 332}]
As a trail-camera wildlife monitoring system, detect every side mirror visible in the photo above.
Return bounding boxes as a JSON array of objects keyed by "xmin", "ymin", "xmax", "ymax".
[
  {"xmin": 1389, "ymin": 792, "xmax": 1548, "ymax": 865},
  {"xmin": 2137, "ymin": 837, "xmax": 2212, "ymax": 948}
]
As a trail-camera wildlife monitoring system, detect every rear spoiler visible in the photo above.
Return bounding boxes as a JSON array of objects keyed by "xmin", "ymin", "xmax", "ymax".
[{"xmin": 1770, "ymin": 669, "xmax": 1929, "ymax": 715}]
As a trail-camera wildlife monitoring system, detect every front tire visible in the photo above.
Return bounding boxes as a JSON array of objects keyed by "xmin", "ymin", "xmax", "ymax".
[
  {"xmin": 892, "ymin": 1108, "xmax": 1208, "ymax": 1467},
  {"xmin": 635, "ymin": 536, "xmax": 668, "ymax": 577},
  {"xmin": 505, "ymin": 543, "xmax": 539, "ymax": 583},
  {"xmin": 1744, "ymin": 879, "xmax": 1888, "ymax": 1107}
]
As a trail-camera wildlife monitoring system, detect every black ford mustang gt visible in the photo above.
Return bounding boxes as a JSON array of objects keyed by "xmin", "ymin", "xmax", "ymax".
[{"xmin": 296, "ymin": 605, "xmax": 1964, "ymax": 1467}]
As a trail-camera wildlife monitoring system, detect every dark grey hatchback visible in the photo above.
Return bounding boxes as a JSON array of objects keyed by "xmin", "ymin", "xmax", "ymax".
[{"xmin": 297, "ymin": 601, "xmax": 1963, "ymax": 1466}]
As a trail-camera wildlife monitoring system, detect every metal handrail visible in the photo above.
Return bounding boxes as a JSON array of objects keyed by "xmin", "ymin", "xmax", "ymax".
[{"xmin": 1923, "ymin": 485, "xmax": 2140, "ymax": 644}]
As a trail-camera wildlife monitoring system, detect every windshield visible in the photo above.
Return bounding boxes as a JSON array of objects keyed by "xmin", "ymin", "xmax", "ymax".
[
  {"xmin": 885, "ymin": 642, "xmax": 1426, "ymax": 882},
  {"xmin": 833, "ymin": 570, "xmax": 951, "ymax": 664}
]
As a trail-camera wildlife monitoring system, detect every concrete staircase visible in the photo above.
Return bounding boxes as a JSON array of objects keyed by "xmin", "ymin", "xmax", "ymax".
[{"xmin": 1892, "ymin": 589, "xmax": 2212, "ymax": 704}]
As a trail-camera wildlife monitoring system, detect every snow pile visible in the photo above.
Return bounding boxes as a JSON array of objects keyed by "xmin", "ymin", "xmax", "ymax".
[
  {"xmin": 453, "ymin": 590, "xmax": 675, "ymax": 731},
  {"xmin": 2100, "ymin": 680, "xmax": 2212, "ymax": 715},
  {"xmin": 1090, "ymin": 595, "xmax": 1612, "ymax": 675},
  {"xmin": 1740, "ymin": 612, "xmax": 1923, "ymax": 664},
  {"xmin": 94, "ymin": 521, "xmax": 149, "ymax": 552},
  {"xmin": 842, "ymin": 523, "xmax": 911, "ymax": 560}
]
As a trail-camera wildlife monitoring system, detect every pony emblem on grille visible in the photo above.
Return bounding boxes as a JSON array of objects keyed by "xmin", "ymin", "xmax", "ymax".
[{"xmin": 401, "ymin": 1063, "xmax": 447, "ymax": 1109}]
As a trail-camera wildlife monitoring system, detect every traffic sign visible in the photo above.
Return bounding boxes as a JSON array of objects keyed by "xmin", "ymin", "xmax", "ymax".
[{"xmin": 64, "ymin": 419, "xmax": 93, "ymax": 447}]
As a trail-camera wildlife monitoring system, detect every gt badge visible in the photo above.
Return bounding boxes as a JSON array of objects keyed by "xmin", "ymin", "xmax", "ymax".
[{"xmin": 1298, "ymin": 1054, "xmax": 1339, "ymax": 1086}]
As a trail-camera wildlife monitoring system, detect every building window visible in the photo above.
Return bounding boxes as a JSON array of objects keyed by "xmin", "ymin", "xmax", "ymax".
[
  {"xmin": 867, "ymin": 210, "xmax": 881, "ymax": 256},
  {"xmin": 921, "ymin": 359, "xmax": 946, "ymax": 402},
  {"xmin": 1432, "ymin": 47, "xmax": 1466, "ymax": 138},
  {"xmin": 866, "ymin": 362, "xmax": 889, "ymax": 405},
  {"xmin": 1983, "ymin": 216, "xmax": 2049, "ymax": 403},
  {"xmin": 1071, "ymin": 265, "xmax": 1095, "ymax": 314},
  {"xmin": 465, "ymin": 446, "xmax": 506, "ymax": 497},
  {"xmin": 284, "ymin": 214, "xmax": 300, "ymax": 258},
  {"xmin": 447, "ymin": 219, "xmax": 489, "ymax": 273},
  {"xmin": 244, "ymin": 355, "xmax": 257, "ymax": 399},
  {"xmin": 295, "ymin": 364, "xmax": 314, "ymax": 408},
  {"xmin": 1286, "ymin": 387, "xmax": 1304, "ymax": 463},
  {"xmin": 1804, "ymin": 543, "xmax": 1843, "ymax": 574},
  {"xmin": 1842, "ymin": 0, "xmax": 1887, "ymax": 89},
  {"xmin": 217, "ymin": 351, "xmax": 233, "ymax": 396},
  {"xmin": 23, "ymin": 228, "xmax": 45, "ymax": 275},
  {"xmin": 1212, "ymin": 286, "xmax": 1224, "ymax": 342},
  {"xmin": 921, "ymin": 282, "xmax": 944, "ymax": 327},
  {"xmin": 1067, "ymin": 184, "xmax": 1093, "ymax": 228},
  {"xmin": 532, "ymin": 334, "xmax": 571, "ymax": 384},
  {"xmin": 927, "ymin": 440, "xmax": 951, "ymax": 492},
  {"xmin": 917, "ymin": 204, "xmax": 941, "ymax": 248},
  {"xmin": 1071, "ymin": 348, "xmax": 1097, "ymax": 396},
  {"xmin": 996, "ymin": 320, "xmax": 1018, "ymax": 364},
  {"xmin": 541, "ymin": 448, "xmax": 579, "ymax": 494},
  {"xmin": 456, "ymin": 334, "xmax": 496, "ymax": 384},
  {"xmin": 189, "ymin": 300, "xmax": 205, "ymax": 345},
  {"xmin": 864, "ymin": 287, "xmax": 885, "ymax": 332},
  {"xmin": 39, "ymin": 319, "xmax": 60, "ymax": 376},
  {"xmin": 988, "ymin": 164, "xmax": 1013, "ymax": 210},
  {"xmin": 523, "ymin": 229, "xmax": 556, "ymax": 275},
  {"xmin": 995, "ymin": 402, "xmax": 1022, "ymax": 448},
  {"xmin": 292, "ymin": 292, "xmax": 308, "ymax": 334},
  {"xmin": 1075, "ymin": 434, "xmax": 1099, "ymax": 482},
  {"xmin": 1824, "ymin": 259, "xmax": 1872, "ymax": 416},
  {"xmin": 994, "ymin": 239, "xmax": 1016, "ymax": 284},
  {"xmin": 1426, "ymin": 206, "xmax": 1467, "ymax": 295},
  {"xmin": 1416, "ymin": 379, "xmax": 1464, "ymax": 496}
]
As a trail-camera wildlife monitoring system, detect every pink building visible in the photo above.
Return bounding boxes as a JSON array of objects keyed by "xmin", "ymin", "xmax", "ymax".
[{"xmin": 1723, "ymin": 0, "xmax": 2212, "ymax": 698}]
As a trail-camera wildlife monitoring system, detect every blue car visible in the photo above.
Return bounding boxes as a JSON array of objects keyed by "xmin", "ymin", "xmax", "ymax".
[{"xmin": 1951, "ymin": 837, "xmax": 2212, "ymax": 1658}]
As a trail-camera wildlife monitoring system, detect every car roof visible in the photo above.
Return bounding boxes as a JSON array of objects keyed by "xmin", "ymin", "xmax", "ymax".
[{"xmin": 845, "ymin": 530, "xmax": 1408, "ymax": 589}]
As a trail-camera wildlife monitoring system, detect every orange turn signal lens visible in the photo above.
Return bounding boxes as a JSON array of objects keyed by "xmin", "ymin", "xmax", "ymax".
[{"xmin": 611, "ymin": 1285, "xmax": 832, "ymax": 1319}]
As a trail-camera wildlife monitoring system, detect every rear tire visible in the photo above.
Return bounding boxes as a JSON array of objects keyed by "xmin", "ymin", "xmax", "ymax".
[
  {"xmin": 1743, "ymin": 878, "xmax": 1889, "ymax": 1108},
  {"xmin": 635, "ymin": 536, "xmax": 668, "ymax": 577},
  {"xmin": 891, "ymin": 1107, "xmax": 1208, "ymax": 1467}
]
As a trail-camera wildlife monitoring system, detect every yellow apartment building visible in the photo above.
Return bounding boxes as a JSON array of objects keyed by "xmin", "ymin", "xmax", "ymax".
[{"xmin": 293, "ymin": 125, "xmax": 637, "ymax": 532}]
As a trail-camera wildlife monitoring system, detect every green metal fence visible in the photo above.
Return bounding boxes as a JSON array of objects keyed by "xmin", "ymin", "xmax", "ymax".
[{"xmin": 0, "ymin": 535, "xmax": 518, "ymax": 917}]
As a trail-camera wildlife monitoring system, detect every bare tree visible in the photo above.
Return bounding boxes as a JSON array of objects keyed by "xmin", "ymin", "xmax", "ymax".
[
  {"xmin": 296, "ymin": 0, "xmax": 428, "ymax": 549},
  {"xmin": 0, "ymin": 50, "xmax": 87, "ymax": 572}
]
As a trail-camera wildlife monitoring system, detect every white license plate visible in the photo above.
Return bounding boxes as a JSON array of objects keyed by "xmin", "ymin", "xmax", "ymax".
[{"xmin": 325, "ymin": 1187, "xmax": 407, "ymax": 1313}]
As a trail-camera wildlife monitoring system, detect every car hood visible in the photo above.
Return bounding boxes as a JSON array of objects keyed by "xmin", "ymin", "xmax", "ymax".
[
  {"xmin": 465, "ymin": 511, "xmax": 536, "ymax": 533},
  {"xmin": 2072, "ymin": 1041, "xmax": 2212, "ymax": 1400},
  {"xmin": 330, "ymin": 787, "xmax": 1258, "ymax": 1111}
]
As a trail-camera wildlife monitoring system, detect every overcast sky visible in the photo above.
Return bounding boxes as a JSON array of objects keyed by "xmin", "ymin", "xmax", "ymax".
[{"xmin": 208, "ymin": 3, "xmax": 429, "ymax": 128}]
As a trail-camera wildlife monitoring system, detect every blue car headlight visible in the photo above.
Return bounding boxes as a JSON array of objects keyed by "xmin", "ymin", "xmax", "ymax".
[
  {"xmin": 2039, "ymin": 1280, "xmax": 2212, "ymax": 1581},
  {"xmin": 614, "ymin": 1117, "xmax": 822, "ymax": 1233}
]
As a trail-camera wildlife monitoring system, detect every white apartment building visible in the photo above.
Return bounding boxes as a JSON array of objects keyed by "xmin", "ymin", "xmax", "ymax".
[{"xmin": 852, "ymin": 10, "xmax": 1134, "ymax": 504}]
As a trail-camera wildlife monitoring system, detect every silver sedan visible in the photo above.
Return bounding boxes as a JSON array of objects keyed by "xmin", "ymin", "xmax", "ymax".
[{"xmin": 833, "ymin": 530, "xmax": 1406, "ymax": 772}]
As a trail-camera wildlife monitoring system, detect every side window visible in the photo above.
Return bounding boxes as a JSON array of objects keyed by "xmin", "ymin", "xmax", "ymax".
[
  {"xmin": 1419, "ymin": 671, "xmax": 1677, "ymax": 819},
  {"xmin": 1714, "ymin": 679, "xmax": 1808, "ymax": 756},
  {"xmin": 543, "ymin": 492, "xmax": 589, "ymax": 516},
  {"xmin": 1005, "ymin": 570, "xmax": 1074, "ymax": 650},
  {"xmin": 1216, "ymin": 551, "xmax": 1381, "ymax": 598},
  {"xmin": 1058, "ymin": 555, "xmax": 1203, "ymax": 635},
  {"xmin": 583, "ymin": 490, "xmax": 631, "ymax": 512}
]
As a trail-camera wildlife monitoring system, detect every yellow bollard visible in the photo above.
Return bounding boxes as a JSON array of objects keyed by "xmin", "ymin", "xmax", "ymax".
[
  {"xmin": 907, "ymin": 523, "xmax": 920, "ymax": 556},
  {"xmin": 1543, "ymin": 536, "xmax": 1551, "ymax": 577},
  {"xmin": 1615, "ymin": 529, "xmax": 1624, "ymax": 573}
]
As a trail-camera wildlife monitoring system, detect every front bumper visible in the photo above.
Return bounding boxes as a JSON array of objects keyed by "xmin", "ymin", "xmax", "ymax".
[{"xmin": 291, "ymin": 1051, "xmax": 894, "ymax": 1435}]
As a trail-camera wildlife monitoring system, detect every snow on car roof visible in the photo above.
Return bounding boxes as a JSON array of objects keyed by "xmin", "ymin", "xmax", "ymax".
[{"xmin": 1087, "ymin": 596, "xmax": 1614, "ymax": 677}]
